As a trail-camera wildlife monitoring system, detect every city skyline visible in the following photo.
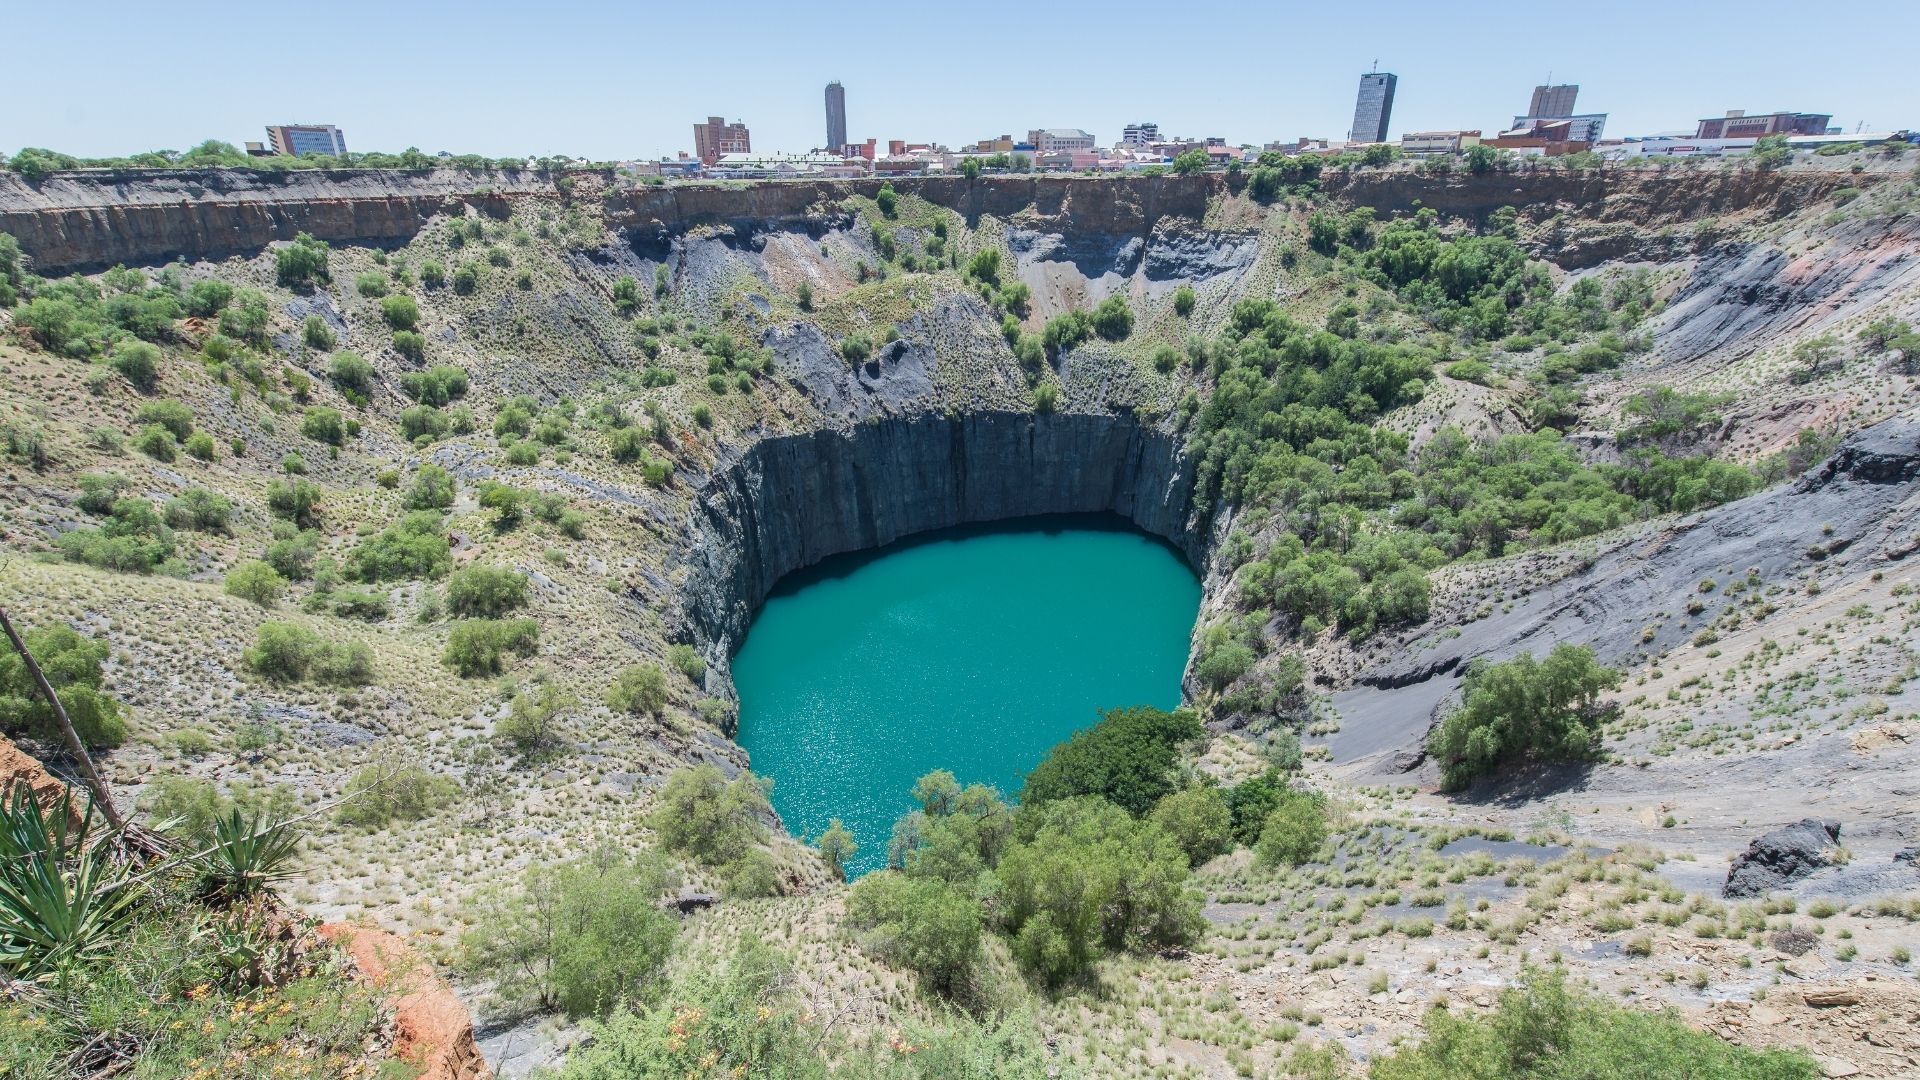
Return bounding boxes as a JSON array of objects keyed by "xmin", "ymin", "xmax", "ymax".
[{"xmin": 8, "ymin": 0, "xmax": 1917, "ymax": 160}]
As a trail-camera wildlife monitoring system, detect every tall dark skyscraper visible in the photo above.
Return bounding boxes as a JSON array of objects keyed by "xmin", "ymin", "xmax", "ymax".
[
  {"xmin": 1350, "ymin": 70, "xmax": 1397, "ymax": 144},
  {"xmin": 825, "ymin": 81, "xmax": 847, "ymax": 152},
  {"xmin": 1528, "ymin": 84, "xmax": 1579, "ymax": 118}
]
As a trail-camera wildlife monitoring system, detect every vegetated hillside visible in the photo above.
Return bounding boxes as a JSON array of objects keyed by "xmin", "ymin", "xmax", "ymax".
[{"xmin": 1, "ymin": 153, "xmax": 1918, "ymax": 1078}]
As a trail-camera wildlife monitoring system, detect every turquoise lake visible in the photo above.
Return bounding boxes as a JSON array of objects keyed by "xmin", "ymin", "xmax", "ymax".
[{"xmin": 732, "ymin": 515, "xmax": 1201, "ymax": 876}]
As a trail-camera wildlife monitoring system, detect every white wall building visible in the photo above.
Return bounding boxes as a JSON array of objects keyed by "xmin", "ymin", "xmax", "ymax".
[{"xmin": 1121, "ymin": 122, "xmax": 1160, "ymax": 147}]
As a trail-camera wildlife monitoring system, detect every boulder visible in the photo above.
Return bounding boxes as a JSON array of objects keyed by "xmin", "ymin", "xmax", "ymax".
[{"xmin": 1724, "ymin": 818, "xmax": 1842, "ymax": 898}]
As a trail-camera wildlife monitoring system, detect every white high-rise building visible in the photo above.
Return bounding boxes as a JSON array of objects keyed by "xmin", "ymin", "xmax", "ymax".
[{"xmin": 1121, "ymin": 122, "xmax": 1160, "ymax": 147}]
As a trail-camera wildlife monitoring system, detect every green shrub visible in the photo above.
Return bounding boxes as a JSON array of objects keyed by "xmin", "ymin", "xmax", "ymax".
[
  {"xmin": 217, "ymin": 289, "xmax": 270, "ymax": 343},
  {"xmin": 224, "ymin": 560, "xmax": 287, "ymax": 607},
  {"xmin": 263, "ymin": 529, "xmax": 321, "ymax": 580},
  {"xmin": 666, "ymin": 643, "xmax": 706, "ymax": 683},
  {"xmin": 300, "ymin": 406, "xmax": 347, "ymax": 446},
  {"xmin": 400, "ymin": 365, "xmax": 469, "ymax": 406},
  {"xmin": 183, "ymin": 279, "xmax": 233, "ymax": 317},
  {"xmin": 353, "ymin": 271, "xmax": 388, "ymax": 298},
  {"xmin": 1020, "ymin": 705, "xmax": 1202, "ymax": 816},
  {"xmin": 379, "ymin": 293, "xmax": 419, "ymax": 330},
  {"xmin": 816, "ymin": 819, "xmax": 857, "ymax": 881},
  {"xmin": 274, "ymin": 232, "xmax": 330, "ymax": 288},
  {"xmin": 606, "ymin": 663, "xmax": 668, "ymax": 715},
  {"xmin": 648, "ymin": 764, "xmax": 769, "ymax": 868},
  {"xmin": 723, "ymin": 848, "xmax": 781, "ymax": 899},
  {"xmin": 130, "ymin": 425, "xmax": 175, "ymax": 461},
  {"xmin": 162, "ymin": 487, "xmax": 232, "ymax": 532},
  {"xmin": 57, "ymin": 497, "xmax": 175, "ymax": 573},
  {"xmin": 302, "ymin": 314, "xmax": 336, "ymax": 351},
  {"xmin": 404, "ymin": 463, "xmax": 456, "ymax": 510},
  {"xmin": 336, "ymin": 765, "xmax": 455, "ymax": 829},
  {"xmin": 442, "ymin": 618, "xmax": 539, "ymax": 676},
  {"xmin": 243, "ymin": 622, "xmax": 321, "ymax": 682},
  {"xmin": 445, "ymin": 564, "xmax": 529, "ymax": 618},
  {"xmin": 107, "ymin": 340, "xmax": 161, "ymax": 391},
  {"xmin": 840, "ymin": 334, "xmax": 872, "ymax": 363},
  {"xmin": 399, "ymin": 404, "xmax": 448, "ymax": 442},
  {"xmin": 1427, "ymin": 644, "xmax": 1619, "ymax": 791},
  {"xmin": 347, "ymin": 510, "xmax": 451, "ymax": 581},
  {"xmin": 997, "ymin": 796, "xmax": 1201, "ymax": 987},
  {"xmin": 329, "ymin": 351, "xmax": 374, "ymax": 395},
  {"xmin": 391, "ymin": 329, "xmax": 425, "ymax": 361},
  {"xmin": 182, "ymin": 431, "xmax": 215, "ymax": 461},
  {"xmin": 1150, "ymin": 785, "xmax": 1235, "ymax": 866},
  {"xmin": 133, "ymin": 399, "xmax": 194, "ymax": 440},
  {"xmin": 846, "ymin": 871, "xmax": 981, "ymax": 994},
  {"xmin": 459, "ymin": 852, "xmax": 679, "ymax": 1019},
  {"xmin": 265, "ymin": 479, "xmax": 322, "ymax": 528},
  {"xmin": 496, "ymin": 682, "xmax": 572, "ymax": 753},
  {"xmin": 1254, "ymin": 789, "xmax": 1328, "ymax": 867},
  {"xmin": 1369, "ymin": 967, "xmax": 1818, "ymax": 1080},
  {"xmin": 0, "ymin": 624, "xmax": 128, "ymax": 748},
  {"xmin": 1090, "ymin": 294, "xmax": 1133, "ymax": 340}
]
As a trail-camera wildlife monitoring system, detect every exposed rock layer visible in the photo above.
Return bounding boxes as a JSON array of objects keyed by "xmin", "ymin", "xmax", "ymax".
[{"xmin": 0, "ymin": 166, "xmax": 1879, "ymax": 273}]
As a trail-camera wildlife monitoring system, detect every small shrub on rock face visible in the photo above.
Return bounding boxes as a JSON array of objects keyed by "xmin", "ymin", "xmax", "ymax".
[
  {"xmin": 666, "ymin": 644, "xmax": 706, "ymax": 683},
  {"xmin": 392, "ymin": 330, "xmax": 426, "ymax": 361},
  {"xmin": 379, "ymin": 293, "xmax": 419, "ymax": 330},
  {"xmin": 606, "ymin": 663, "xmax": 668, "ymax": 715},
  {"xmin": 329, "ymin": 351, "xmax": 374, "ymax": 395},
  {"xmin": 1172, "ymin": 284, "xmax": 1197, "ymax": 317},
  {"xmin": 442, "ymin": 618, "xmax": 539, "ymax": 676},
  {"xmin": 302, "ymin": 314, "xmax": 336, "ymax": 351}
]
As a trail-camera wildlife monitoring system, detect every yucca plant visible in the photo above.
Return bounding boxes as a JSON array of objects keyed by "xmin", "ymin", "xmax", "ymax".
[
  {"xmin": 195, "ymin": 809, "xmax": 300, "ymax": 901},
  {"xmin": 0, "ymin": 781, "xmax": 139, "ymax": 979}
]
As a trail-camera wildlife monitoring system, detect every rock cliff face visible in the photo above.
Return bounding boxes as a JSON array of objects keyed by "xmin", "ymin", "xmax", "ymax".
[
  {"xmin": 2, "ymin": 165, "xmax": 1872, "ymax": 274},
  {"xmin": 676, "ymin": 410, "xmax": 1204, "ymax": 691}
]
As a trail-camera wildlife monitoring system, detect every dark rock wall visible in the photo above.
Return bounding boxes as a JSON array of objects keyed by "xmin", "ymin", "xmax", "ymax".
[{"xmin": 677, "ymin": 410, "xmax": 1203, "ymax": 661}]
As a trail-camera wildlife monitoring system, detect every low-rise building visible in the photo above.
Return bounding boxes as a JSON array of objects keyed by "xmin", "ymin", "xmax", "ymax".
[
  {"xmin": 1029, "ymin": 128, "xmax": 1095, "ymax": 155},
  {"xmin": 708, "ymin": 151, "xmax": 847, "ymax": 178},
  {"xmin": 1121, "ymin": 122, "xmax": 1160, "ymax": 146},
  {"xmin": 1694, "ymin": 110, "xmax": 1831, "ymax": 139},
  {"xmin": 1510, "ymin": 113, "xmax": 1607, "ymax": 143},
  {"xmin": 1400, "ymin": 130, "xmax": 1483, "ymax": 155}
]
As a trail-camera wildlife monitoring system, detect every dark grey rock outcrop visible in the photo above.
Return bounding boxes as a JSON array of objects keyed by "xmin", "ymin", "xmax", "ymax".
[{"xmin": 1724, "ymin": 818, "xmax": 1842, "ymax": 898}]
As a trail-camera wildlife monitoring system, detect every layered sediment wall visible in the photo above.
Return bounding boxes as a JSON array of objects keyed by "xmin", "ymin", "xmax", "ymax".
[
  {"xmin": 1, "ymin": 164, "xmax": 1876, "ymax": 273},
  {"xmin": 676, "ymin": 410, "xmax": 1203, "ymax": 667}
]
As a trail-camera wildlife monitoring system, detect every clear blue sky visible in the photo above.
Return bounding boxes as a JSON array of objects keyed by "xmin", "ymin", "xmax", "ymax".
[{"xmin": 13, "ymin": 0, "xmax": 1918, "ymax": 160}]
